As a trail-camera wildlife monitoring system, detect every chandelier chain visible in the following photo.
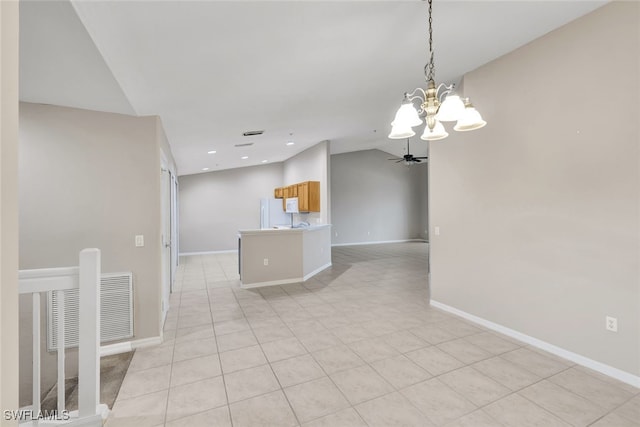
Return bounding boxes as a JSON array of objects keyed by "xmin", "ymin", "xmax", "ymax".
[{"xmin": 426, "ymin": 0, "xmax": 435, "ymax": 82}]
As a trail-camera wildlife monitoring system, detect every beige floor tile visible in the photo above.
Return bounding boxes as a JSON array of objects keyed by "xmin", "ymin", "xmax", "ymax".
[
  {"xmin": 348, "ymin": 337, "xmax": 400, "ymax": 363},
  {"xmin": 606, "ymin": 394, "xmax": 640, "ymax": 424},
  {"xmin": 463, "ymin": 331, "xmax": 521, "ymax": 355},
  {"xmin": 177, "ymin": 312, "xmax": 211, "ymax": 329},
  {"xmin": 118, "ymin": 364, "xmax": 171, "ymax": 399},
  {"xmin": 166, "ymin": 376, "xmax": 227, "ymax": 421},
  {"xmin": 219, "ymin": 344, "xmax": 267, "ymax": 373},
  {"xmin": 445, "ymin": 409, "xmax": 505, "ymax": 427},
  {"xmin": 170, "ymin": 353, "xmax": 221, "ymax": 387},
  {"xmin": 174, "ymin": 324, "xmax": 215, "ymax": 344},
  {"xmin": 472, "ymin": 356, "xmax": 541, "ymax": 391},
  {"xmin": 502, "ymin": 347, "xmax": 570, "ymax": 377},
  {"xmin": 548, "ymin": 367, "xmax": 636, "ymax": 411},
  {"xmin": 216, "ymin": 329, "xmax": 258, "ymax": 352},
  {"xmin": 331, "ymin": 324, "xmax": 373, "ymax": 344},
  {"xmin": 284, "ymin": 377, "xmax": 350, "ymax": 423},
  {"xmin": 370, "ymin": 354, "xmax": 432, "ymax": 389},
  {"xmin": 301, "ymin": 408, "xmax": 367, "ymax": 427},
  {"xmin": 401, "ymin": 378, "xmax": 477, "ymax": 425},
  {"xmin": 297, "ymin": 330, "xmax": 342, "ymax": 352},
  {"xmin": 380, "ymin": 330, "xmax": 429, "ymax": 353},
  {"xmin": 253, "ymin": 325, "xmax": 295, "ymax": 343},
  {"xmin": 214, "ymin": 318, "xmax": 251, "ymax": 336},
  {"xmin": 164, "ymin": 406, "xmax": 231, "ymax": 427},
  {"xmin": 229, "ymin": 390, "xmax": 298, "ymax": 427},
  {"xmin": 128, "ymin": 346, "xmax": 174, "ymax": 372},
  {"xmin": 437, "ymin": 338, "xmax": 493, "ymax": 364},
  {"xmin": 271, "ymin": 354, "xmax": 326, "ymax": 387},
  {"xmin": 223, "ymin": 364, "xmax": 281, "ymax": 403},
  {"xmin": 355, "ymin": 392, "xmax": 434, "ymax": 427},
  {"xmin": 330, "ymin": 364, "xmax": 395, "ymax": 405},
  {"xmin": 312, "ymin": 345, "xmax": 365, "ymax": 374},
  {"xmin": 173, "ymin": 337, "xmax": 218, "ymax": 362},
  {"xmin": 573, "ymin": 365, "xmax": 640, "ymax": 395},
  {"xmin": 409, "ymin": 323, "xmax": 458, "ymax": 344},
  {"xmin": 590, "ymin": 411, "xmax": 640, "ymax": 427},
  {"xmin": 406, "ymin": 346, "xmax": 465, "ymax": 376},
  {"xmin": 108, "ymin": 389, "xmax": 168, "ymax": 427},
  {"xmin": 261, "ymin": 336, "xmax": 308, "ymax": 362},
  {"xmin": 484, "ymin": 393, "xmax": 571, "ymax": 427},
  {"xmin": 438, "ymin": 366, "xmax": 511, "ymax": 406}
]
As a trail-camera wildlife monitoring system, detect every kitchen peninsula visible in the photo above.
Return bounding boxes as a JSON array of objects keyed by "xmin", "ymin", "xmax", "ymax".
[{"xmin": 238, "ymin": 224, "xmax": 331, "ymax": 288}]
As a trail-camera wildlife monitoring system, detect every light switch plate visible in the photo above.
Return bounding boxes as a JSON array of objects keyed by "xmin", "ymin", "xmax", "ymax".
[{"xmin": 135, "ymin": 235, "xmax": 144, "ymax": 247}]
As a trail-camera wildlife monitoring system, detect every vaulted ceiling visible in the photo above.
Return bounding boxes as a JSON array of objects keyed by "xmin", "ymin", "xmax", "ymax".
[{"xmin": 19, "ymin": 0, "xmax": 607, "ymax": 176}]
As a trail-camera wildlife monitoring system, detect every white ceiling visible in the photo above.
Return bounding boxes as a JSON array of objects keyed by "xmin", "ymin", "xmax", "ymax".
[{"xmin": 19, "ymin": 0, "xmax": 607, "ymax": 176}]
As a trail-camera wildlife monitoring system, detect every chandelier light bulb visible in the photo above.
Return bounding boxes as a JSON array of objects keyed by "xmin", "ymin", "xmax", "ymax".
[
  {"xmin": 436, "ymin": 94, "xmax": 465, "ymax": 122},
  {"xmin": 420, "ymin": 120, "xmax": 449, "ymax": 141},
  {"xmin": 454, "ymin": 100, "xmax": 487, "ymax": 132},
  {"xmin": 388, "ymin": 124, "xmax": 416, "ymax": 139},
  {"xmin": 391, "ymin": 103, "xmax": 422, "ymax": 128}
]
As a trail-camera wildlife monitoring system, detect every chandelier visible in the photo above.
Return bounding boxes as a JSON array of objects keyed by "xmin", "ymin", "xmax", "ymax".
[{"xmin": 389, "ymin": 0, "xmax": 486, "ymax": 141}]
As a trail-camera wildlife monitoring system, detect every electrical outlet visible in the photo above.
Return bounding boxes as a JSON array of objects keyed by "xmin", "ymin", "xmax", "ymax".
[
  {"xmin": 606, "ymin": 316, "xmax": 618, "ymax": 332},
  {"xmin": 135, "ymin": 235, "xmax": 144, "ymax": 247},
  {"xmin": 434, "ymin": 226, "xmax": 440, "ymax": 236},
  {"xmin": 263, "ymin": 258, "xmax": 269, "ymax": 266},
  {"xmin": 367, "ymin": 231, "xmax": 371, "ymax": 236}
]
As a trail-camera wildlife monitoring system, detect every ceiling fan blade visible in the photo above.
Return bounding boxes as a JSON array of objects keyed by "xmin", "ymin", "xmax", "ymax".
[
  {"xmin": 414, "ymin": 157, "xmax": 429, "ymax": 160},
  {"xmin": 396, "ymin": 159, "xmax": 404, "ymax": 163}
]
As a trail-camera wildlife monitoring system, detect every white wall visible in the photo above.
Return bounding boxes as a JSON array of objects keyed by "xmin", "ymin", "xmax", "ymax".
[
  {"xmin": 1, "ymin": 0, "xmax": 20, "ymax": 420},
  {"xmin": 430, "ymin": 2, "xmax": 639, "ymax": 379},
  {"xmin": 283, "ymin": 141, "xmax": 330, "ymax": 225},
  {"xmin": 179, "ymin": 163, "xmax": 284, "ymax": 253},
  {"xmin": 18, "ymin": 103, "xmax": 167, "ymax": 403},
  {"xmin": 331, "ymin": 149, "xmax": 427, "ymax": 245}
]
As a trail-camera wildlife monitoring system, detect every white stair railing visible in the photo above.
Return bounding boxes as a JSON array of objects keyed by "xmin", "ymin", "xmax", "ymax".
[{"xmin": 18, "ymin": 249, "xmax": 105, "ymax": 426}]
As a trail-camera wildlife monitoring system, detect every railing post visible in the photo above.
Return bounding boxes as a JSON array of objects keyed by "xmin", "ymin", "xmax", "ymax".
[
  {"xmin": 56, "ymin": 290, "xmax": 65, "ymax": 414},
  {"xmin": 77, "ymin": 248, "xmax": 100, "ymax": 418},
  {"xmin": 32, "ymin": 293, "xmax": 41, "ymax": 417}
]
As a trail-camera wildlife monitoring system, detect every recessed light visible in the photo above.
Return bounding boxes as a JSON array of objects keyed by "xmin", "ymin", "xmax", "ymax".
[
  {"xmin": 261, "ymin": 160, "xmax": 268, "ymax": 163},
  {"xmin": 207, "ymin": 150, "xmax": 216, "ymax": 154},
  {"xmin": 241, "ymin": 156, "xmax": 249, "ymax": 160},
  {"xmin": 202, "ymin": 167, "xmax": 210, "ymax": 171},
  {"xmin": 286, "ymin": 141, "xmax": 295, "ymax": 146}
]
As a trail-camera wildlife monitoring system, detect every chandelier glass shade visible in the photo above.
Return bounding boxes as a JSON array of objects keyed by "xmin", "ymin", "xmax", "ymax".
[{"xmin": 389, "ymin": 0, "xmax": 486, "ymax": 141}]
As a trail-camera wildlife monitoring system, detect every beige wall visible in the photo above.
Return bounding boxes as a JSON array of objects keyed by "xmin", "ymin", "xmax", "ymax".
[
  {"xmin": 331, "ymin": 149, "xmax": 428, "ymax": 245},
  {"xmin": 1, "ymin": 0, "xmax": 20, "ymax": 422},
  {"xmin": 430, "ymin": 2, "xmax": 639, "ymax": 377},
  {"xmin": 18, "ymin": 103, "xmax": 166, "ymax": 402},
  {"xmin": 179, "ymin": 162, "xmax": 284, "ymax": 253},
  {"xmin": 283, "ymin": 141, "xmax": 330, "ymax": 225}
]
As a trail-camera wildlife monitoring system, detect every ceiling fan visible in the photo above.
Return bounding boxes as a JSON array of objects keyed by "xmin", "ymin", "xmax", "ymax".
[{"xmin": 388, "ymin": 139, "xmax": 428, "ymax": 165}]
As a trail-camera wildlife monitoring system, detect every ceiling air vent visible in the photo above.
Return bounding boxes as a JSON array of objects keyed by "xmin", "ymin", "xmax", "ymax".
[
  {"xmin": 242, "ymin": 130, "xmax": 264, "ymax": 136},
  {"xmin": 234, "ymin": 143, "xmax": 254, "ymax": 147}
]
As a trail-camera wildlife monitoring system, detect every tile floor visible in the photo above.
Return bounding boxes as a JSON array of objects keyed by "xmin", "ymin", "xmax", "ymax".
[{"xmin": 106, "ymin": 242, "xmax": 639, "ymax": 427}]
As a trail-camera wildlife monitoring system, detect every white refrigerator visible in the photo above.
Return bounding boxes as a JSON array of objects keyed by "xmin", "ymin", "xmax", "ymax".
[{"xmin": 260, "ymin": 198, "xmax": 290, "ymax": 229}]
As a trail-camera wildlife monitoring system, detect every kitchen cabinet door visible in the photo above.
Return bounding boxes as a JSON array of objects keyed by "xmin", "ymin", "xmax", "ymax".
[{"xmin": 297, "ymin": 182, "xmax": 309, "ymax": 212}]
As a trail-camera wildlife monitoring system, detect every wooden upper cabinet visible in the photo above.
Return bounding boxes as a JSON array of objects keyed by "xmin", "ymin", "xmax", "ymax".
[
  {"xmin": 275, "ymin": 181, "xmax": 320, "ymax": 212},
  {"xmin": 308, "ymin": 181, "xmax": 320, "ymax": 212}
]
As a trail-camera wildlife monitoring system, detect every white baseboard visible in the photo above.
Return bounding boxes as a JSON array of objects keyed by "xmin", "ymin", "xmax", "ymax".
[
  {"xmin": 242, "ymin": 263, "xmax": 332, "ymax": 289},
  {"xmin": 431, "ymin": 300, "xmax": 640, "ymax": 389},
  {"xmin": 303, "ymin": 262, "xmax": 332, "ymax": 281},
  {"xmin": 332, "ymin": 238, "xmax": 428, "ymax": 247},
  {"xmin": 100, "ymin": 336, "xmax": 162, "ymax": 357},
  {"xmin": 179, "ymin": 249, "xmax": 236, "ymax": 256}
]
